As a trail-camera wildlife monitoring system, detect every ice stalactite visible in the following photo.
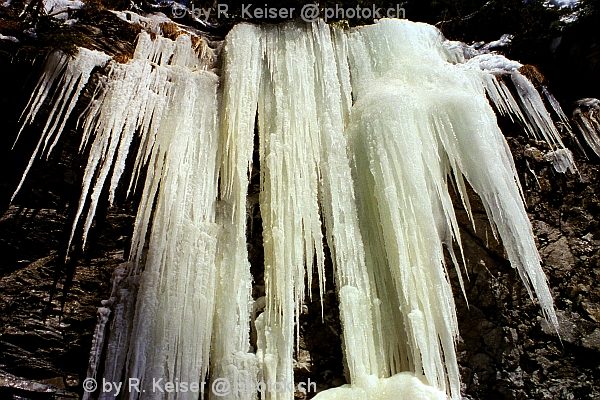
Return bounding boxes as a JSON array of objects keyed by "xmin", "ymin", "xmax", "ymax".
[
  {"xmin": 80, "ymin": 32, "xmax": 223, "ymax": 400},
  {"xmin": 83, "ymin": 263, "xmax": 128, "ymax": 400},
  {"xmin": 216, "ymin": 21, "xmax": 388, "ymax": 400},
  {"xmin": 462, "ymin": 53, "xmax": 578, "ymax": 174},
  {"xmin": 216, "ymin": 19, "xmax": 559, "ymax": 400},
  {"xmin": 68, "ymin": 32, "xmax": 175, "ymax": 255},
  {"xmin": 210, "ymin": 23, "xmax": 262, "ymax": 400},
  {"xmin": 11, "ymin": 48, "xmax": 110, "ymax": 203},
  {"xmin": 312, "ymin": 22, "xmax": 383, "ymax": 386},
  {"xmin": 573, "ymin": 98, "xmax": 600, "ymax": 158},
  {"xmin": 256, "ymin": 22, "xmax": 327, "ymax": 397},
  {"xmin": 14, "ymin": 17, "xmax": 571, "ymax": 400},
  {"xmin": 254, "ymin": 21, "xmax": 387, "ymax": 399},
  {"xmin": 124, "ymin": 63, "xmax": 220, "ymax": 400},
  {"xmin": 323, "ymin": 19, "xmax": 558, "ymax": 399}
]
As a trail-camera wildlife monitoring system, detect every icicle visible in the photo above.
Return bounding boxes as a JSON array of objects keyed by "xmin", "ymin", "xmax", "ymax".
[
  {"xmin": 541, "ymin": 87, "xmax": 587, "ymax": 156},
  {"xmin": 124, "ymin": 65, "xmax": 222, "ymax": 395},
  {"xmin": 83, "ymin": 262, "xmax": 127, "ymax": 400},
  {"xmin": 500, "ymin": 73, "xmax": 577, "ymax": 173},
  {"xmin": 257, "ymin": 22, "xmax": 326, "ymax": 399},
  {"xmin": 11, "ymin": 48, "xmax": 110, "ymax": 203},
  {"xmin": 217, "ymin": 22, "xmax": 385, "ymax": 400},
  {"xmin": 89, "ymin": 33, "xmax": 222, "ymax": 400},
  {"xmin": 573, "ymin": 98, "xmax": 600, "ymax": 158},
  {"xmin": 95, "ymin": 262, "xmax": 137, "ymax": 399},
  {"xmin": 464, "ymin": 52, "xmax": 578, "ymax": 174},
  {"xmin": 68, "ymin": 33, "xmax": 172, "ymax": 254},
  {"xmin": 313, "ymin": 21, "xmax": 387, "ymax": 385},
  {"xmin": 84, "ymin": 307, "xmax": 110, "ymax": 395},
  {"xmin": 65, "ymin": 32, "xmax": 216, "ymax": 255},
  {"xmin": 343, "ymin": 20, "xmax": 463, "ymax": 399},
  {"xmin": 210, "ymin": 23, "xmax": 262, "ymax": 400},
  {"xmin": 546, "ymin": 148, "xmax": 577, "ymax": 173},
  {"xmin": 510, "ymin": 72, "xmax": 564, "ymax": 146},
  {"xmin": 333, "ymin": 19, "xmax": 558, "ymax": 400},
  {"xmin": 542, "ymin": 87, "xmax": 571, "ymax": 129}
]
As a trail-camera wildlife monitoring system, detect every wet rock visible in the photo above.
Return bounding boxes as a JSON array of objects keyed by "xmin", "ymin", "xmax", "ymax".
[{"xmin": 0, "ymin": 369, "xmax": 78, "ymax": 399}]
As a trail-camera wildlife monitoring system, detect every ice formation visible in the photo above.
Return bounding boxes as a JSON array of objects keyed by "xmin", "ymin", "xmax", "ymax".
[
  {"xmin": 12, "ymin": 48, "xmax": 109, "ymax": 204},
  {"xmin": 468, "ymin": 55, "xmax": 577, "ymax": 173},
  {"xmin": 544, "ymin": 0, "xmax": 579, "ymax": 9},
  {"xmin": 82, "ymin": 32, "xmax": 221, "ymax": 400},
  {"xmin": 312, "ymin": 372, "xmax": 447, "ymax": 400},
  {"xmin": 14, "ymin": 18, "xmax": 573, "ymax": 400},
  {"xmin": 0, "ymin": 33, "xmax": 19, "ymax": 42},
  {"xmin": 44, "ymin": 0, "xmax": 84, "ymax": 17},
  {"xmin": 573, "ymin": 98, "xmax": 600, "ymax": 158}
]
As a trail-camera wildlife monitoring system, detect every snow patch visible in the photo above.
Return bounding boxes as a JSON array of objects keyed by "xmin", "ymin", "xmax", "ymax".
[
  {"xmin": 312, "ymin": 371, "xmax": 447, "ymax": 400},
  {"xmin": 544, "ymin": 0, "xmax": 579, "ymax": 8},
  {"xmin": 44, "ymin": 0, "xmax": 84, "ymax": 19},
  {"xmin": 0, "ymin": 34, "xmax": 19, "ymax": 42}
]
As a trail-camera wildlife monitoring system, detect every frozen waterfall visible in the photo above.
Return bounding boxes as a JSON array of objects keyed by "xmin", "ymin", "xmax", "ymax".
[{"xmin": 13, "ymin": 18, "xmax": 572, "ymax": 400}]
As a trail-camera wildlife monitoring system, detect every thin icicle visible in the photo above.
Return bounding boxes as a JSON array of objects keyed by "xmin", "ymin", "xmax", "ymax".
[
  {"xmin": 546, "ymin": 148, "xmax": 577, "ymax": 173},
  {"xmin": 124, "ymin": 67, "xmax": 221, "ymax": 400},
  {"xmin": 322, "ymin": 19, "xmax": 558, "ymax": 400},
  {"xmin": 82, "ymin": 262, "xmax": 127, "ymax": 400},
  {"xmin": 314, "ymin": 21, "xmax": 383, "ymax": 384},
  {"xmin": 541, "ymin": 87, "xmax": 586, "ymax": 155},
  {"xmin": 67, "ymin": 33, "xmax": 207, "ymax": 254},
  {"xmin": 510, "ymin": 72, "xmax": 564, "ymax": 147},
  {"xmin": 465, "ymin": 53, "xmax": 578, "ymax": 174},
  {"xmin": 11, "ymin": 48, "xmax": 110, "ymax": 203},
  {"xmin": 573, "ymin": 98, "xmax": 600, "ymax": 158},
  {"xmin": 343, "ymin": 20, "xmax": 464, "ymax": 399}
]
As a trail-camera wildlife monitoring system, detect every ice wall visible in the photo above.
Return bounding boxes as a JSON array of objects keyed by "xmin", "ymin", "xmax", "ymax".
[{"xmin": 13, "ymin": 18, "xmax": 570, "ymax": 400}]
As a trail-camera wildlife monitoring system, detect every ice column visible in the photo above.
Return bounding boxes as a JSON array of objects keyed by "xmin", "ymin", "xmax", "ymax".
[
  {"xmin": 338, "ymin": 19, "xmax": 558, "ymax": 399},
  {"xmin": 210, "ymin": 23, "xmax": 263, "ymax": 400}
]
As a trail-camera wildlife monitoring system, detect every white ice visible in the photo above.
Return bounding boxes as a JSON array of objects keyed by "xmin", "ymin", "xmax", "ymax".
[
  {"xmin": 11, "ymin": 48, "xmax": 109, "ymax": 204},
  {"xmin": 573, "ymin": 98, "xmax": 600, "ymax": 158},
  {"xmin": 16, "ymin": 17, "xmax": 568, "ymax": 400}
]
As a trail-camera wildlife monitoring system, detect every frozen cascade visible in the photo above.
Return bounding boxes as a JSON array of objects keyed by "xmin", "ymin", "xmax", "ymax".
[
  {"xmin": 253, "ymin": 21, "xmax": 386, "ymax": 398},
  {"xmin": 13, "ymin": 17, "xmax": 570, "ymax": 400},
  {"xmin": 210, "ymin": 23, "xmax": 262, "ymax": 400},
  {"xmin": 92, "ymin": 32, "xmax": 221, "ymax": 400}
]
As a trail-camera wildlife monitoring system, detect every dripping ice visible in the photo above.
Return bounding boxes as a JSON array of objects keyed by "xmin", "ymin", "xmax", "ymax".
[
  {"xmin": 13, "ymin": 18, "xmax": 577, "ymax": 400},
  {"xmin": 573, "ymin": 98, "xmax": 600, "ymax": 158}
]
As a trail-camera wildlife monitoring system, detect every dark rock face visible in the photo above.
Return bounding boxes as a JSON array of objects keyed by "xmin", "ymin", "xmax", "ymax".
[
  {"xmin": 453, "ymin": 131, "xmax": 600, "ymax": 399},
  {"xmin": 0, "ymin": 203, "xmax": 132, "ymax": 399},
  {"xmin": 0, "ymin": 206, "xmax": 131, "ymax": 399},
  {"xmin": 0, "ymin": 53, "xmax": 135, "ymax": 399}
]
